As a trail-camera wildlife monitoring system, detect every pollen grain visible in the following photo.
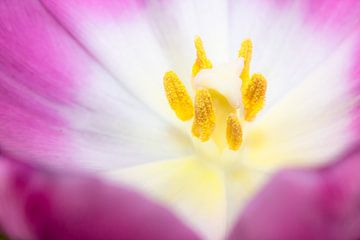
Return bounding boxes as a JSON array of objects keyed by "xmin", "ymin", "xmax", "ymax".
[
  {"xmin": 192, "ymin": 89, "xmax": 216, "ymax": 141},
  {"xmin": 242, "ymin": 73, "xmax": 267, "ymax": 121},
  {"xmin": 163, "ymin": 71, "xmax": 194, "ymax": 121},
  {"xmin": 192, "ymin": 36, "xmax": 213, "ymax": 77},
  {"xmin": 226, "ymin": 113, "xmax": 243, "ymax": 150},
  {"xmin": 239, "ymin": 39, "xmax": 253, "ymax": 85}
]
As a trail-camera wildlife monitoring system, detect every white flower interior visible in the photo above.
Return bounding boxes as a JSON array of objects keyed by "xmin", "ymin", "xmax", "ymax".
[
  {"xmin": 106, "ymin": 35, "xmax": 356, "ymax": 240},
  {"xmin": 53, "ymin": 0, "xmax": 359, "ymax": 239}
]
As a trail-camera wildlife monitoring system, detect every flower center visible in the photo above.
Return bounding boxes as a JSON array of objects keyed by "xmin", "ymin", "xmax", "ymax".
[{"xmin": 163, "ymin": 36, "xmax": 267, "ymax": 153}]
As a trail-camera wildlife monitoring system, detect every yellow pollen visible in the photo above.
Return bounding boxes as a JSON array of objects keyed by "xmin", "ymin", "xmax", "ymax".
[
  {"xmin": 163, "ymin": 36, "xmax": 267, "ymax": 152},
  {"xmin": 192, "ymin": 89, "xmax": 216, "ymax": 142},
  {"xmin": 226, "ymin": 113, "xmax": 243, "ymax": 150},
  {"xmin": 192, "ymin": 36, "xmax": 213, "ymax": 77},
  {"xmin": 242, "ymin": 73, "xmax": 267, "ymax": 121},
  {"xmin": 238, "ymin": 39, "xmax": 253, "ymax": 85},
  {"xmin": 163, "ymin": 71, "xmax": 194, "ymax": 121}
]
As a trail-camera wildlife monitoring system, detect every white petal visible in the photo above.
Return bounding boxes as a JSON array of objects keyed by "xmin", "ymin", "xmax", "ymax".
[
  {"xmin": 244, "ymin": 38, "xmax": 358, "ymax": 171},
  {"xmin": 229, "ymin": 0, "xmax": 360, "ymax": 109},
  {"xmin": 67, "ymin": 70, "xmax": 193, "ymax": 169}
]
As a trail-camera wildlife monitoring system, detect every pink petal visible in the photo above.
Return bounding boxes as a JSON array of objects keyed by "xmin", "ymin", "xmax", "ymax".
[
  {"xmin": 0, "ymin": 0, "xmax": 82, "ymax": 167},
  {"xmin": 0, "ymin": 155, "xmax": 200, "ymax": 240},
  {"xmin": 272, "ymin": 0, "xmax": 360, "ymax": 31},
  {"xmin": 42, "ymin": 0, "xmax": 147, "ymax": 19},
  {"xmin": 0, "ymin": 0, "xmax": 191, "ymax": 171},
  {"xmin": 228, "ymin": 146, "xmax": 360, "ymax": 240},
  {"xmin": 352, "ymin": 39, "xmax": 360, "ymax": 136}
]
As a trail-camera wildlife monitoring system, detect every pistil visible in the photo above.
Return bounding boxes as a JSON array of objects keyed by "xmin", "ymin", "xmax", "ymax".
[{"xmin": 163, "ymin": 36, "xmax": 267, "ymax": 151}]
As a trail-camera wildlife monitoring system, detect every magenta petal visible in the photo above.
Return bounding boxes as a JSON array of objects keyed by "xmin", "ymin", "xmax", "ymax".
[
  {"xmin": 0, "ymin": 157, "xmax": 201, "ymax": 240},
  {"xmin": 0, "ymin": 0, "xmax": 86, "ymax": 167},
  {"xmin": 41, "ymin": 0, "xmax": 147, "ymax": 19},
  {"xmin": 228, "ymin": 146, "xmax": 360, "ymax": 240}
]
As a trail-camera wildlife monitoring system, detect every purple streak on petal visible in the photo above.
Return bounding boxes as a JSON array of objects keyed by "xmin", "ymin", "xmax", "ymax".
[
  {"xmin": 228, "ymin": 146, "xmax": 360, "ymax": 240},
  {"xmin": 0, "ymin": 156, "xmax": 201, "ymax": 240}
]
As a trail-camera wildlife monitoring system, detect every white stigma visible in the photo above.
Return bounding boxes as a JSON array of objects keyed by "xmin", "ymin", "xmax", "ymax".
[{"xmin": 192, "ymin": 59, "xmax": 244, "ymax": 108}]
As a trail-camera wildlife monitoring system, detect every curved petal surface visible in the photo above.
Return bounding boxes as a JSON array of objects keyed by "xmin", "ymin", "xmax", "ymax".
[
  {"xmin": 37, "ymin": 0, "xmax": 360, "ymax": 169},
  {"xmin": 234, "ymin": 0, "xmax": 360, "ymax": 176},
  {"xmin": 0, "ymin": 156, "xmax": 201, "ymax": 240},
  {"xmin": 228, "ymin": 146, "xmax": 360, "ymax": 240},
  {"xmin": 229, "ymin": 0, "xmax": 360, "ymax": 106},
  {"xmin": 0, "ymin": 0, "xmax": 191, "ymax": 171}
]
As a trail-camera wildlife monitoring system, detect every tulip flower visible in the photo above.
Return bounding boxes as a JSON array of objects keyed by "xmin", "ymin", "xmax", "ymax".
[{"xmin": 0, "ymin": 0, "xmax": 359, "ymax": 239}]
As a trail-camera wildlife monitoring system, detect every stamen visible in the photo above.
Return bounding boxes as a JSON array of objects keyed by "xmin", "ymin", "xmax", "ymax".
[
  {"xmin": 163, "ymin": 71, "xmax": 194, "ymax": 121},
  {"xmin": 242, "ymin": 73, "xmax": 267, "ymax": 121},
  {"xmin": 238, "ymin": 39, "xmax": 253, "ymax": 84},
  {"xmin": 192, "ymin": 36, "xmax": 213, "ymax": 77},
  {"xmin": 226, "ymin": 113, "xmax": 243, "ymax": 150},
  {"xmin": 163, "ymin": 36, "xmax": 266, "ymax": 152},
  {"xmin": 192, "ymin": 89, "xmax": 216, "ymax": 141}
]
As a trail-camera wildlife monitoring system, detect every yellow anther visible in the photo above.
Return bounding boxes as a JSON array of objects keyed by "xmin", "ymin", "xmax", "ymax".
[
  {"xmin": 226, "ymin": 113, "xmax": 243, "ymax": 150},
  {"xmin": 192, "ymin": 36, "xmax": 213, "ymax": 77},
  {"xmin": 163, "ymin": 71, "xmax": 194, "ymax": 121},
  {"xmin": 163, "ymin": 37, "xmax": 265, "ymax": 151},
  {"xmin": 242, "ymin": 73, "xmax": 267, "ymax": 121},
  {"xmin": 238, "ymin": 39, "xmax": 253, "ymax": 84},
  {"xmin": 192, "ymin": 89, "xmax": 216, "ymax": 141}
]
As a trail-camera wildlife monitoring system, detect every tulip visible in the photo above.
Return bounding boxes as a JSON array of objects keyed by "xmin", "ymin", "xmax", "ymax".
[{"xmin": 0, "ymin": 0, "xmax": 359, "ymax": 239}]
